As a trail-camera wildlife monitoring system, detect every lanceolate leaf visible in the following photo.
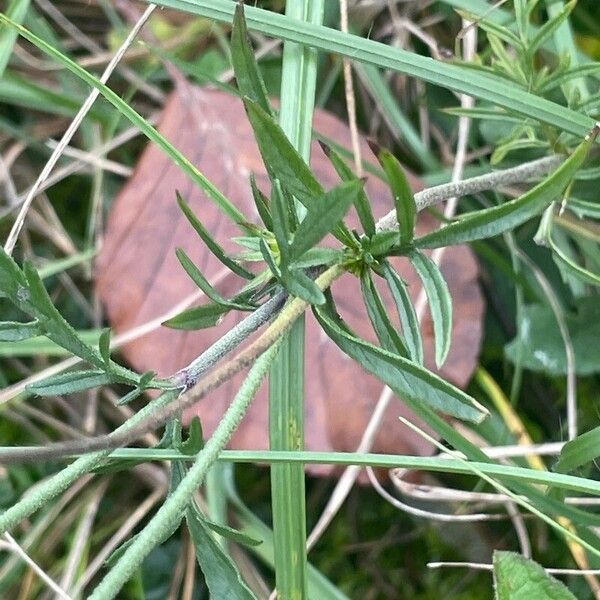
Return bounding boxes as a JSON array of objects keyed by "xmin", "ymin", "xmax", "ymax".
[
  {"xmin": 99, "ymin": 328, "xmax": 111, "ymax": 364},
  {"xmin": 493, "ymin": 551, "xmax": 576, "ymax": 600},
  {"xmin": 162, "ymin": 303, "xmax": 230, "ymax": 330},
  {"xmin": 28, "ymin": 370, "xmax": 115, "ymax": 396},
  {"xmin": 282, "ymin": 268, "xmax": 325, "ymax": 305},
  {"xmin": 249, "ymin": 174, "xmax": 273, "ymax": 230},
  {"xmin": 381, "ymin": 261, "xmax": 424, "ymax": 364},
  {"xmin": 0, "ymin": 320, "xmax": 41, "ymax": 342},
  {"xmin": 230, "ymin": 1, "xmax": 273, "ymax": 118},
  {"xmin": 409, "ymin": 251, "xmax": 452, "ymax": 367},
  {"xmin": 554, "ymin": 426, "xmax": 600, "ymax": 474},
  {"xmin": 318, "ymin": 141, "xmax": 376, "ymax": 235},
  {"xmin": 372, "ymin": 143, "xmax": 416, "ymax": 245},
  {"xmin": 360, "ymin": 270, "xmax": 408, "ymax": 356},
  {"xmin": 314, "ymin": 302, "xmax": 487, "ymax": 423},
  {"xmin": 549, "ymin": 235, "xmax": 600, "ymax": 287},
  {"xmin": 289, "ymin": 179, "xmax": 364, "ymax": 260},
  {"xmin": 528, "ymin": 0, "xmax": 577, "ymax": 55},
  {"xmin": 416, "ymin": 126, "xmax": 599, "ymax": 249},
  {"xmin": 270, "ymin": 179, "xmax": 292, "ymax": 268},
  {"xmin": 177, "ymin": 193, "xmax": 254, "ymax": 280}
]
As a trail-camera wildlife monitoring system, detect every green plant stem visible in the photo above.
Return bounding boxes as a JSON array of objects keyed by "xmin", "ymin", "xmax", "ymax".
[
  {"xmin": 270, "ymin": 2, "xmax": 324, "ymax": 598},
  {"xmin": 88, "ymin": 340, "xmax": 282, "ymax": 600}
]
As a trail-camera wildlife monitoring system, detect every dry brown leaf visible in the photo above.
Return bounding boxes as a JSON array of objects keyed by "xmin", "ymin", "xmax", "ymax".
[{"xmin": 96, "ymin": 84, "xmax": 483, "ymax": 473}]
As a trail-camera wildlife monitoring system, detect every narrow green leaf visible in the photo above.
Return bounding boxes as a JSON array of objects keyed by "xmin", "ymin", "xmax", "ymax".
[
  {"xmin": 243, "ymin": 98, "xmax": 323, "ymax": 211},
  {"xmin": 409, "ymin": 251, "xmax": 452, "ymax": 367},
  {"xmin": 249, "ymin": 174, "xmax": 273, "ymax": 230},
  {"xmin": 549, "ymin": 235, "xmax": 600, "ymax": 287},
  {"xmin": 370, "ymin": 143, "xmax": 417, "ymax": 245},
  {"xmin": 162, "ymin": 303, "xmax": 230, "ymax": 330},
  {"xmin": 178, "ymin": 416, "xmax": 204, "ymax": 455},
  {"xmin": 319, "ymin": 141, "xmax": 376, "ymax": 235},
  {"xmin": 186, "ymin": 505, "xmax": 256, "ymax": 599},
  {"xmin": 176, "ymin": 248, "xmax": 252, "ymax": 310},
  {"xmin": 0, "ymin": 245, "xmax": 28, "ymax": 302},
  {"xmin": 282, "ymin": 269, "xmax": 325, "ymax": 305},
  {"xmin": 28, "ymin": 370, "xmax": 114, "ymax": 396},
  {"xmin": 368, "ymin": 231, "xmax": 400, "ymax": 257},
  {"xmin": 99, "ymin": 328, "xmax": 111, "ymax": 365},
  {"xmin": 381, "ymin": 261, "xmax": 424, "ymax": 364},
  {"xmin": 289, "ymin": 179, "xmax": 363, "ymax": 260},
  {"xmin": 258, "ymin": 238, "xmax": 281, "ymax": 278},
  {"xmin": 293, "ymin": 247, "xmax": 344, "ymax": 269},
  {"xmin": 528, "ymin": 0, "xmax": 577, "ymax": 55},
  {"xmin": 314, "ymin": 302, "xmax": 487, "ymax": 422},
  {"xmin": 360, "ymin": 270, "xmax": 408, "ymax": 356},
  {"xmin": 493, "ymin": 551, "xmax": 576, "ymax": 600},
  {"xmin": 456, "ymin": 10, "xmax": 523, "ymax": 48},
  {"xmin": 416, "ymin": 126, "xmax": 598, "ymax": 249},
  {"xmin": 198, "ymin": 511, "xmax": 262, "ymax": 548},
  {"xmin": 0, "ymin": 320, "xmax": 41, "ymax": 342},
  {"xmin": 270, "ymin": 179, "xmax": 292, "ymax": 268},
  {"xmin": 117, "ymin": 387, "xmax": 145, "ymax": 406},
  {"xmin": 177, "ymin": 192, "xmax": 254, "ymax": 280},
  {"xmin": 540, "ymin": 63, "xmax": 600, "ymax": 94},
  {"xmin": 230, "ymin": 1, "xmax": 273, "ymax": 118},
  {"xmin": 0, "ymin": 0, "xmax": 30, "ymax": 77},
  {"xmin": 554, "ymin": 426, "xmax": 600, "ymax": 474}
]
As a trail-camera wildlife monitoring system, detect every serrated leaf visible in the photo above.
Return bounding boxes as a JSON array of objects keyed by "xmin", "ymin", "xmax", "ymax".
[
  {"xmin": 319, "ymin": 141, "xmax": 376, "ymax": 235},
  {"xmin": 493, "ymin": 551, "xmax": 576, "ymax": 600},
  {"xmin": 243, "ymin": 97, "xmax": 323, "ymax": 212},
  {"xmin": 99, "ymin": 328, "xmax": 111, "ymax": 364},
  {"xmin": 372, "ymin": 144, "xmax": 416, "ymax": 245},
  {"xmin": 289, "ymin": 179, "xmax": 363, "ymax": 260},
  {"xmin": 177, "ymin": 192, "xmax": 254, "ymax": 280},
  {"xmin": 554, "ymin": 425, "xmax": 600, "ymax": 473},
  {"xmin": 28, "ymin": 370, "xmax": 114, "ymax": 396},
  {"xmin": 314, "ymin": 301, "xmax": 487, "ymax": 423},
  {"xmin": 381, "ymin": 261, "xmax": 424, "ymax": 364},
  {"xmin": 176, "ymin": 248, "xmax": 253, "ymax": 310},
  {"xmin": 282, "ymin": 269, "xmax": 325, "ymax": 305},
  {"xmin": 360, "ymin": 270, "xmax": 408, "ymax": 356},
  {"xmin": 409, "ymin": 250, "xmax": 452, "ymax": 367},
  {"xmin": 528, "ymin": 0, "xmax": 576, "ymax": 55},
  {"xmin": 162, "ymin": 302, "xmax": 230, "ymax": 330},
  {"xmin": 416, "ymin": 126, "xmax": 598, "ymax": 249},
  {"xmin": 230, "ymin": 1, "xmax": 273, "ymax": 118},
  {"xmin": 186, "ymin": 504, "xmax": 257, "ymax": 600},
  {"xmin": 0, "ymin": 320, "xmax": 41, "ymax": 342}
]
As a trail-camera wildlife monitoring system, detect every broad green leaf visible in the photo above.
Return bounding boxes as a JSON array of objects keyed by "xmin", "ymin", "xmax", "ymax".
[
  {"xmin": 371, "ymin": 143, "xmax": 416, "ymax": 246},
  {"xmin": 175, "ymin": 248, "xmax": 253, "ymax": 310},
  {"xmin": 505, "ymin": 299, "xmax": 600, "ymax": 376},
  {"xmin": 230, "ymin": 2, "xmax": 273, "ymax": 118},
  {"xmin": 381, "ymin": 261, "xmax": 424, "ymax": 364},
  {"xmin": 28, "ymin": 370, "xmax": 115, "ymax": 396},
  {"xmin": 318, "ymin": 141, "xmax": 376, "ymax": 235},
  {"xmin": 282, "ymin": 269, "xmax": 325, "ymax": 305},
  {"xmin": 314, "ymin": 302, "xmax": 487, "ymax": 422},
  {"xmin": 186, "ymin": 506, "xmax": 257, "ymax": 600},
  {"xmin": 360, "ymin": 270, "xmax": 408, "ymax": 356},
  {"xmin": 177, "ymin": 193, "xmax": 254, "ymax": 280},
  {"xmin": 528, "ymin": 0, "xmax": 576, "ymax": 55},
  {"xmin": 162, "ymin": 303, "xmax": 230, "ymax": 330},
  {"xmin": 243, "ymin": 98, "xmax": 323, "ymax": 211},
  {"xmin": 416, "ymin": 126, "xmax": 598, "ymax": 248},
  {"xmin": 99, "ymin": 328, "xmax": 111, "ymax": 365},
  {"xmin": 554, "ymin": 426, "xmax": 600, "ymax": 473},
  {"xmin": 0, "ymin": 320, "xmax": 41, "ymax": 342},
  {"xmin": 409, "ymin": 251, "xmax": 452, "ymax": 367},
  {"xmin": 289, "ymin": 180, "xmax": 363, "ymax": 260},
  {"xmin": 0, "ymin": 0, "xmax": 30, "ymax": 77},
  {"xmin": 493, "ymin": 551, "xmax": 576, "ymax": 600},
  {"xmin": 249, "ymin": 174, "xmax": 273, "ymax": 230}
]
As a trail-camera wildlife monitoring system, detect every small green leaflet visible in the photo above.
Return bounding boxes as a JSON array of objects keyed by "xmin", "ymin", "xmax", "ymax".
[
  {"xmin": 0, "ymin": 320, "xmax": 41, "ymax": 342},
  {"xmin": 493, "ymin": 551, "xmax": 576, "ymax": 600},
  {"xmin": 230, "ymin": 1, "xmax": 273, "ymax": 118},
  {"xmin": 314, "ymin": 301, "xmax": 487, "ymax": 422},
  {"xmin": 381, "ymin": 261, "xmax": 424, "ymax": 364},
  {"xmin": 416, "ymin": 125, "xmax": 599, "ymax": 249},
  {"xmin": 527, "ymin": 0, "xmax": 576, "ymax": 55},
  {"xmin": 409, "ymin": 250, "xmax": 452, "ymax": 367},
  {"xmin": 282, "ymin": 268, "xmax": 325, "ymax": 305},
  {"xmin": 163, "ymin": 303, "xmax": 230, "ymax": 330},
  {"xmin": 28, "ymin": 370, "xmax": 115, "ymax": 396},
  {"xmin": 554, "ymin": 426, "xmax": 600, "ymax": 474},
  {"xmin": 99, "ymin": 328, "xmax": 111, "ymax": 365},
  {"xmin": 371, "ymin": 142, "xmax": 416, "ymax": 246},
  {"xmin": 249, "ymin": 174, "xmax": 272, "ymax": 230}
]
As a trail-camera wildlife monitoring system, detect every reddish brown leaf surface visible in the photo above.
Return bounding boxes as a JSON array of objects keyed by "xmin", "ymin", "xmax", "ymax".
[{"xmin": 96, "ymin": 84, "xmax": 483, "ymax": 472}]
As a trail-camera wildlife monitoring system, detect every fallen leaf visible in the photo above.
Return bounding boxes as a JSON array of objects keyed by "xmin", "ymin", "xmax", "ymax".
[{"xmin": 96, "ymin": 84, "xmax": 483, "ymax": 474}]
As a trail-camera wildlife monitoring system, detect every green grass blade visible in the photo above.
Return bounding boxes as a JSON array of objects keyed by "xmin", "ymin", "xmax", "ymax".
[{"xmin": 0, "ymin": 0, "xmax": 30, "ymax": 77}]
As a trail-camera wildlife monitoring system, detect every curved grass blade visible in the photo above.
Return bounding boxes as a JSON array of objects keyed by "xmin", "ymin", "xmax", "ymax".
[
  {"xmin": 314, "ymin": 302, "xmax": 487, "ymax": 422},
  {"xmin": 409, "ymin": 250, "xmax": 452, "ymax": 367},
  {"xmin": 381, "ymin": 260, "xmax": 424, "ymax": 364},
  {"xmin": 416, "ymin": 125, "xmax": 599, "ymax": 249},
  {"xmin": 177, "ymin": 192, "xmax": 254, "ymax": 280},
  {"xmin": 554, "ymin": 426, "xmax": 600, "ymax": 473}
]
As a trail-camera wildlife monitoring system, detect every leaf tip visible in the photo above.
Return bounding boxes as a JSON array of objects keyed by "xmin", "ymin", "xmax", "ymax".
[{"xmin": 318, "ymin": 139, "xmax": 331, "ymax": 157}]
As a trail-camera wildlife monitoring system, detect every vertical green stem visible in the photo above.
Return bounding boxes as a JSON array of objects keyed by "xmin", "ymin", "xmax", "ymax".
[{"xmin": 270, "ymin": 1, "xmax": 324, "ymax": 599}]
